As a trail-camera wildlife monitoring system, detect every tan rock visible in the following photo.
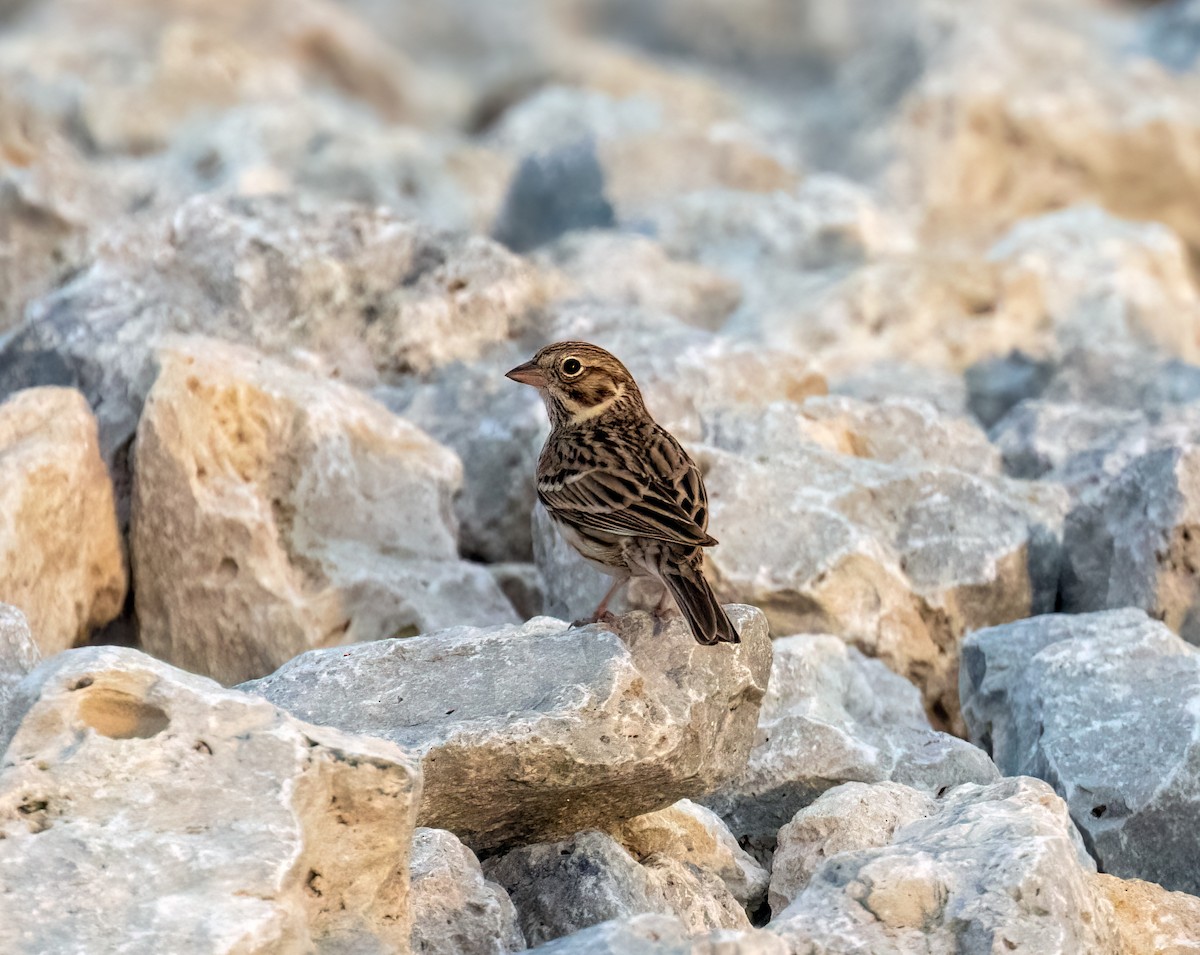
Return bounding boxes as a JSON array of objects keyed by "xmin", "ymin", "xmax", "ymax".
[
  {"xmin": 612, "ymin": 800, "xmax": 770, "ymax": 914},
  {"xmin": 243, "ymin": 607, "xmax": 772, "ymax": 852},
  {"xmin": 131, "ymin": 338, "xmax": 516, "ymax": 685},
  {"xmin": 0, "ymin": 645, "xmax": 421, "ymax": 955},
  {"xmin": 0, "ymin": 387, "xmax": 125, "ymax": 657},
  {"xmin": 1094, "ymin": 874, "xmax": 1200, "ymax": 955}
]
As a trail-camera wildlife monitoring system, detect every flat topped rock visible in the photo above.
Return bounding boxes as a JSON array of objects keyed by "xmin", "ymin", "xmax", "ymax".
[{"xmin": 243, "ymin": 606, "xmax": 772, "ymax": 852}]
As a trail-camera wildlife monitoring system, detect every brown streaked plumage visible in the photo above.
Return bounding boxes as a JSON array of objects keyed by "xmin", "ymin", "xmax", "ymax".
[{"xmin": 506, "ymin": 341, "xmax": 738, "ymax": 645}]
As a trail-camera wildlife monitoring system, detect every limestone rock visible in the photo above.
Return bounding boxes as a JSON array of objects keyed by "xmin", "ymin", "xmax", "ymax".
[
  {"xmin": 768, "ymin": 781, "xmax": 936, "ymax": 917},
  {"xmin": 695, "ymin": 401, "xmax": 1067, "ymax": 730},
  {"xmin": 376, "ymin": 350, "xmax": 546, "ymax": 563},
  {"xmin": 523, "ymin": 913, "xmax": 787, "ymax": 955},
  {"xmin": 1059, "ymin": 444, "xmax": 1200, "ymax": 640},
  {"xmin": 986, "ymin": 206, "xmax": 1200, "ymax": 363},
  {"xmin": 0, "ymin": 604, "xmax": 38, "ymax": 740},
  {"xmin": 768, "ymin": 778, "xmax": 1121, "ymax": 954},
  {"xmin": 243, "ymin": 607, "xmax": 772, "ymax": 852},
  {"xmin": 131, "ymin": 338, "xmax": 516, "ymax": 685},
  {"xmin": 0, "ymin": 194, "xmax": 547, "ymax": 502},
  {"xmin": 0, "ymin": 387, "xmax": 125, "ymax": 657},
  {"xmin": 989, "ymin": 400, "xmax": 1149, "ymax": 481},
  {"xmin": 960, "ymin": 609, "xmax": 1200, "ymax": 895},
  {"xmin": 484, "ymin": 830, "xmax": 749, "ymax": 947},
  {"xmin": 410, "ymin": 828, "xmax": 525, "ymax": 955},
  {"xmin": 612, "ymin": 800, "xmax": 770, "ymax": 914},
  {"xmin": 1095, "ymin": 874, "xmax": 1200, "ymax": 955},
  {"xmin": 0, "ymin": 645, "xmax": 422, "ymax": 955},
  {"xmin": 536, "ymin": 231, "xmax": 742, "ymax": 331},
  {"xmin": 703, "ymin": 634, "xmax": 996, "ymax": 853}
]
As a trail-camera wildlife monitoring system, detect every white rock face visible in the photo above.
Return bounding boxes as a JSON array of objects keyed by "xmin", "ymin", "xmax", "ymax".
[
  {"xmin": 0, "ymin": 387, "xmax": 126, "ymax": 657},
  {"xmin": 769, "ymin": 781, "xmax": 936, "ymax": 917},
  {"xmin": 243, "ymin": 607, "xmax": 772, "ymax": 852},
  {"xmin": 612, "ymin": 800, "xmax": 769, "ymax": 915},
  {"xmin": 702, "ymin": 634, "xmax": 996, "ymax": 853},
  {"xmin": 410, "ymin": 828, "xmax": 526, "ymax": 955},
  {"xmin": 131, "ymin": 338, "xmax": 516, "ymax": 685},
  {"xmin": 767, "ymin": 778, "xmax": 1121, "ymax": 954},
  {"xmin": 0, "ymin": 645, "xmax": 422, "ymax": 955},
  {"xmin": 523, "ymin": 913, "xmax": 788, "ymax": 955},
  {"xmin": 0, "ymin": 604, "xmax": 39, "ymax": 740}
]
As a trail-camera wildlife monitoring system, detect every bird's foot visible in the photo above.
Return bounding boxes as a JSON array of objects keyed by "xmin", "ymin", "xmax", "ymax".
[
  {"xmin": 651, "ymin": 606, "xmax": 681, "ymax": 635},
  {"xmin": 571, "ymin": 610, "xmax": 619, "ymax": 630}
]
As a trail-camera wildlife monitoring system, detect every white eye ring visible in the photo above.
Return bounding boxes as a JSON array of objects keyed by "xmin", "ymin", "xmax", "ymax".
[{"xmin": 561, "ymin": 357, "xmax": 583, "ymax": 377}]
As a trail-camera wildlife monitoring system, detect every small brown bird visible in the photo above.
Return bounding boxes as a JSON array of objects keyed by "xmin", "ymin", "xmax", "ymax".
[{"xmin": 506, "ymin": 341, "xmax": 738, "ymax": 645}]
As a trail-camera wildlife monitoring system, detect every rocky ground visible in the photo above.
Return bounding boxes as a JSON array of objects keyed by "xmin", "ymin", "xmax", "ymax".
[{"xmin": 2, "ymin": 0, "xmax": 1200, "ymax": 952}]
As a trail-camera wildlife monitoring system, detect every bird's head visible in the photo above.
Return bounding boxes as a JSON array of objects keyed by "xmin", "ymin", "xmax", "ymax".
[{"xmin": 506, "ymin": 341, "xmax": 643, "ymax": 426}]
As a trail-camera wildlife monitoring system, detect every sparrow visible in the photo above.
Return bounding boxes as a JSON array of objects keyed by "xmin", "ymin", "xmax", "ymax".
[{"xmin": 506, "ymin": 341, "xmax": 738, "ymax": 645}]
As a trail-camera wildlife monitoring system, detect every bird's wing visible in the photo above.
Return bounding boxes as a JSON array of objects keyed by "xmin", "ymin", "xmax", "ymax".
[{"xmin": 538, "ymin": 428, "xmax": 716, "ymax": 548}]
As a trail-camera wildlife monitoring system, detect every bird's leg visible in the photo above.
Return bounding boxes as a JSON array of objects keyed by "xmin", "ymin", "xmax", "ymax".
[
  {"xmin": 572, "ymin": 577, "xmax": 627, "ymax": 628},
  {"xmin": 652, "ymin": 584, "xmax": 681, "ymax": 634}
]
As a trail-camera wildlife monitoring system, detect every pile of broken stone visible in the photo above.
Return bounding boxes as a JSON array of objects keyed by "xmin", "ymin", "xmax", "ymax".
[{"xmin": 2, "ymin": 0, "xmax": 1200, "ymax": 951}]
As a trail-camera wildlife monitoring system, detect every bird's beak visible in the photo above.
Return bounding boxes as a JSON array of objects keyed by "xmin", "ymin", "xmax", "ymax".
[{"xmin": 505, "ymin": 360, "xmax": 548, "ymax": 388}]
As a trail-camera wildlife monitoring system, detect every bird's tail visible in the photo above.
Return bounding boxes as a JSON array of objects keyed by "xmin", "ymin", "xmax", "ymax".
[{"xmin": 663, "ymin": 564, "xmax": 739, "ymax": 645}]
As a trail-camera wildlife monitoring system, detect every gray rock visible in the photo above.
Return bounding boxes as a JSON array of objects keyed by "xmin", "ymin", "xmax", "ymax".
[
  {"xmin": 1142, "ymin": 0, "xmax": 1200, "ymax": 72},
  {"xmin": 965, "ymin": 352, "xmax": 1054, "ymax": 429},
  {"xmin": 703, "ymin": 634, "xmax": 997, "ymax": 854},
  {"xmin": 492, "ymin": 140, "xmax": 615, "ymax": 252},
  {"xmin": 989, "ymin": 400, "xmax": 1149, "ymax": 480},
  {"xmin": 768, "ymin": 781, "xmax": 936, "ymax": 917},
  {"xmin": 0, "ymin": 603, "xmax": 38, "ymax": 741},
  {"xmin": 698, "ymin": 408, "xmax": 1067, "ymax": 731},
  {"xmin": 960, "ymin": 609, "xmax": 1200, "ymax": 895},
  {"xmin": 524, "ymin": 914, "xmax": 787, "ymax": 955},
  {"xmin": 768, "ymin": 777, "xmax": 1121, "ymax": 954},
  {"xmin": 243, "ymin": 607, "xmax": 771, "ymax": 852},
  {"xmin": 1059, "ymin": 444, "xmax": 1200, "ymax": 642},
  {"xmin": 376, "ymin": 351, "xmax": 546, "ymax": 563},
  {"xmin": 0, "ymin": 645, "xmax": 422, "ymax": 955},
  {"xmin": 411, "ymin": 828, "xmax": 525, "ymax": 955},
  {"xmin": 485, "ymin": 830, "xmax": 750, "ymax": 947}
]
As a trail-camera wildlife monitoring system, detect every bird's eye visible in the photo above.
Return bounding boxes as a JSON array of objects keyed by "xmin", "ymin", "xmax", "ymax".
[{"xmin": 561, "ymin": 357, "xmax": 583, "ymax": 377}]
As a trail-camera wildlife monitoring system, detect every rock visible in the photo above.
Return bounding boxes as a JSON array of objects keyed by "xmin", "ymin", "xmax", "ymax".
[
  {"xmin": 0, "ymin": 387, "xmax": 126, "ymax": 657},
  {"xmin": 243, "ymin": 607, "xmax": 771, "ymax": 853},
  {"xmin": 0, "ymin": 604, "xmax": 38, "ymax": 740},
  {"xmin": 484, "ymin": 830, "xmax": 749, "ymax": 947},
  {"xmin": 410, "ymin": 827, "xmax": 525, "ymax": 955},
  {"xmin": 831, "ymin": 361, "xmax": 970, "ymax": 418},
  {"xmin": 492, "ymin": 140, "xmax": 615, "ymax": 252},
  {"xmin": 0, "ymin": 645, "xmax": 422, "ymax": 954},
  {"xmin": 989, "ymin": 400, "xmax": 1149, "ymax": 480},
  {"xmin": 652, "ymin": 176, "xmax": 911, "ymax": 274},
  {"xmin": 131, "ymin": 338, "xmax": 516, "ymax": 685},
  {"xmin": 1059, "ymin": 444, "xmax": 1200, "ymax": 639},
  {"xmin": 767, "ymin": 777, "xmax": 1121, "ymax": 954},
  {"xmin": 0, "ymin": 194, "xmax": 547, "ymax": 511},
  {"xmin": 375, "ymin": 350, "xmax": 545, "ymax": 564},
  {"xmin": 703, "ymin": 634, "xmax": 997, "ymax": 854},
  {"xmin": 486, "ymin": 86, "xmax": 796, "ymax": 221},
  {"xmin": 965, "ymin": 351, "xmax": 1055, "ymax": 429},
  {"xmin": 985, "ymin": 206, "xmax": 1200, "ymax": 363},
  {"xmin": 612, "ymin": 799, "xmax": 770, "ymax": 914},
  {"xmin": 1094, "ymin": 874, "xmax": 1200, "ymax": 955},
  {"xmin": 535, "ymin": 231, "xmax": 741, "ymax": 331},
  {"xmin": 486, "ymin": 563, "xmax": 546, "ymax": 622},
  {"xmin": 695, "ymin": 400, "xmax": 1067, "ymax": 731},
  {"xmin": 768, "ymin": 781, "xmax": 936, "ymax": 917},
  {"xmin": 960, "ymin": 609, "xmax": 1200, "ymax": 895},
  {"xmin": 523, "ymin": 913, "xmax": 787, "ymax": 955}
]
